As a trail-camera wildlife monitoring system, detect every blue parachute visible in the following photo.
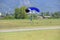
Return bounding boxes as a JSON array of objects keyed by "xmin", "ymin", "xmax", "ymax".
[
  {"xmin": 25, "ymin": 7, "xmax": 40, "ymax": 14},
  {"xmin": 25, "ymin": 7, "xmax": 40, "ymax": 21},
  {"xmin": 28, "ymin": 7, "xmax": 40, "ymax": 12}
]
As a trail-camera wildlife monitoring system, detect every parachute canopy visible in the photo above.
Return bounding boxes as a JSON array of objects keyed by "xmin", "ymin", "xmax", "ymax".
[
  {"xmin": 28, "ymin": 7, "xmax": 40, "ymax": 12},
  {"xmin": 25, "ymin": 7, "xmax": 40, "ymax": 13}
]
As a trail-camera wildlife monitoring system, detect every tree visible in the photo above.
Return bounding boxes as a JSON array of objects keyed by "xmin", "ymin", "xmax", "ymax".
[
  {"xmin": 14, "ymin": 6, "xmax": 28, "ymax": 19},
  {"xmin": 51, "ymin": 12, "xmax": 60, "ymax": 18},
  {"xmin": 19, "ymin": 6, "xmax": 28, "ymax": 19},
  {"xmin": 40, "ymin": 12, "xmax": 45, "ymax": 18},
  {"xmin": 14, "ymin": 8, "xmax": 20, "ymax": 19},
  {"xmin": 45, "ymin": 12, "xmax": 50, "ymax": 16}
]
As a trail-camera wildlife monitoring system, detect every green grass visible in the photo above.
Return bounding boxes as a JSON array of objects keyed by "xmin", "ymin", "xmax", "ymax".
[
  {"xmin": 0, "ymin": 30, "xmax": 60, "ymax": 40},
  {"xmin": 0, "ymin": 19, "xmax": 60, "ymax": 29}
]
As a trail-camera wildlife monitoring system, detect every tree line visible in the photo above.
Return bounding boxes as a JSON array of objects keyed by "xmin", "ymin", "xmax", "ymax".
[{"xmin": 1, "ymin": 6, "xmax": 60, "ymax": 19}]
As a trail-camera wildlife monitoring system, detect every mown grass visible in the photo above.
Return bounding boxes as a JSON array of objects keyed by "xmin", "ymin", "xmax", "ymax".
[
  {"xmin": 0, "ymin": 19, "xmax": 60, "ymax": 29},
  {"xmin": 0, "ymin": 30, "xmax": 60, "ymax": 40}
]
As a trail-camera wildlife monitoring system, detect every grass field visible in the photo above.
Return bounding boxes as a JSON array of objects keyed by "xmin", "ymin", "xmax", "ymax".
[
  {"xmin": 0, "ymin": 19, "xmax": 60, "ymax": 29},
  {"xmin": 0, "ymin": 30, "xmax": 60, "ymax": 40}
]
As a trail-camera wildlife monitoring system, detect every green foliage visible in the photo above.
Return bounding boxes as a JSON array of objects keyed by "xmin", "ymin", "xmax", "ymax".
[
  {"xmin": 4, "ymin": 15, "xmax": 14, "ymax": 19},
  {"xmin": 40, "ymin": 12, "xmax": 44, "ymax": 16},
  {"xmin": 45, "ymin": 12, "xmax": 50, "ymax": 16},
  {"xmin": 14, "ymin": 8, "xmax": 20, "ymax": 19},
  {"xmin": 14, "ymin": 6, "xmax": 28, "ymax": 19},
  {"xmin": 52, "ymin": 12, "xmax": 60, "ymax": 18},
  {"xmin": 2, "ymin": 13, "xmax": 14, "ymax": 19},
  {"xmin": 32, "ymin": 14, "xmax": 37, "ymax": 19}
]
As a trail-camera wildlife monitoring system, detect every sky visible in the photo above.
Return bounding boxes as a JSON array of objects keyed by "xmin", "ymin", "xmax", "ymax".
[{"xmin": 0, "ymin": 0, "xmax": 60, "ymax": 13}]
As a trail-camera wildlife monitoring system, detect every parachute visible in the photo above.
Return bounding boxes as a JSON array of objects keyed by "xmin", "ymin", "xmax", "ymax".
[
  {"xmin": 25, "ymin": 7, "xmax": 40, "ymax": 13},
  {"xmin": 28, "ymin": 7, "xmax": 40, "ymax": 12}
]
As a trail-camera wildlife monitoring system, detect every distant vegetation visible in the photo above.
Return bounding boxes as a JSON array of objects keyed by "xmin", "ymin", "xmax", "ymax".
[{"xmin": 0, "ymin": 6, "xmax": 60, "ymax": 19}]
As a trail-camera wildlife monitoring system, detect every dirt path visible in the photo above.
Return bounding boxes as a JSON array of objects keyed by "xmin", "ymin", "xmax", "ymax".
[{"xmin": 0, "ymin": 27, "xmax": 60, "ymax": 32}]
